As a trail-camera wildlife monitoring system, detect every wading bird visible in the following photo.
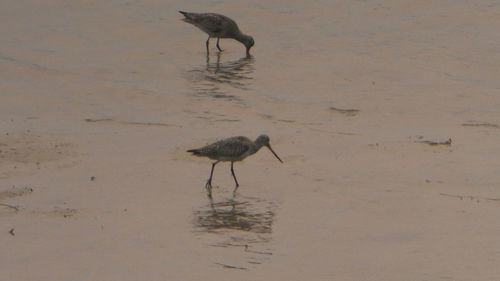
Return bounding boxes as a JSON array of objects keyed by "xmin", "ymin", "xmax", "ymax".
[
  {"xmin": 179, "ymin": 11, "xmax": 255, "ymax": 57},
  {"xmin": 187, "ymin": 135, "xmax": 282, "ymax": 197}
]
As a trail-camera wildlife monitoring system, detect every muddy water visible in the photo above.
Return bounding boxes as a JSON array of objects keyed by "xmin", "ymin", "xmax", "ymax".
[{"xmin": 1, "ymin": 0, "xmax": 500, "ymax": 280}]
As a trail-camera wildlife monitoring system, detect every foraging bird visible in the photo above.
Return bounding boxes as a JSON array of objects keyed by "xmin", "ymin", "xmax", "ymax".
[
  {"xmin": 187, "ymin": 135, "xmax": 282, "ymax": 197},
  {"xmin": 179, "ymin": 11, "xmax": 255, "ymax": 57}
]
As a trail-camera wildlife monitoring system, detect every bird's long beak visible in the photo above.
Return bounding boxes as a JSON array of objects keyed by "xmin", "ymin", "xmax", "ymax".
[
  {"xmin": 246, "ymin": 48, "xmax": 251, "ymax": 58},
  {"xmin": 266, "ymin": 145, "xmax": 283, "ymax": 163}
]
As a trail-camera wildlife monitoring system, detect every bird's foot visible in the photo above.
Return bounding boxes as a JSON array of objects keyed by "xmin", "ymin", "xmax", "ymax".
[
  {"xmin": 205, "ymin": 182, "xmax": 213, "ymax": 198},
  {"xmin": 232, "ymin": 184, "xmax": 239, "ymax": 196}
]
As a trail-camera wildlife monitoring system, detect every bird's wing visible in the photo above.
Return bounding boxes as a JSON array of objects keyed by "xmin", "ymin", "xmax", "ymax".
[
  {"xmin": 195, "ymin": 14, "xmax": 226, "ymax": 34},
  {"xmin": 219, "ymin": 141, "xmax": 251, "ymax": 158}
]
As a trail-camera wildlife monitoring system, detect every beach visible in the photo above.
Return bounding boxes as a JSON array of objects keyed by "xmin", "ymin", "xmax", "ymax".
[{"xmin": 1, "ymin": 0, "xmax": 500, "ymax": 280}]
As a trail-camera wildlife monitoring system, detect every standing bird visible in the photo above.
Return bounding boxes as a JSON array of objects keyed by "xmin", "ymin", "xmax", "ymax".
[
  {"xmin": 187, "ymin": 135, "xmax": 282, "ymax": 197},
  {"xmin": 179, "ymin": 11, "xmax": 255, "ymax": 57}
]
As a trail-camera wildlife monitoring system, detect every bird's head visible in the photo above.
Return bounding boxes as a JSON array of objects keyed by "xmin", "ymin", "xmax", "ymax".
[
  {"xmin": 243, "ymin": 35, "xmax": 254, "ymax": 57},
  {"xmin": 256, "ymin": 134, "xmax": 282, "ymax": 163}
]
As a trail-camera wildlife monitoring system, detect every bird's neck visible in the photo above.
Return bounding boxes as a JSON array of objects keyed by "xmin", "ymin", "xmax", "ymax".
[
  {"xmin": 234, "ymin": 32, "xmax": 249, "ymax": 44},
  {"xmin": 250, "ymin": 140, "xmax": 265, "ymax": 155}
]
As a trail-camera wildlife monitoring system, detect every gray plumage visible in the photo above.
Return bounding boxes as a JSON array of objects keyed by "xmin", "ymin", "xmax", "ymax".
[
  {"xmin": 179, "ymin": 11, "xmax": 255, "ymax": 57},
  {"xmin": 188, "ymin": 134, "xmax": 282, "ymax": 197}
]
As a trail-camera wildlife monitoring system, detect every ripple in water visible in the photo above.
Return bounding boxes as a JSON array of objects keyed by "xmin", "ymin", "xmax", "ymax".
[
  {"xmin": 186, "ymin": 53, "xmax": 254, "ymax": 103},
  {"xmin": 194, "ymin": 195, "xmax": 275, "ymax": 269}
]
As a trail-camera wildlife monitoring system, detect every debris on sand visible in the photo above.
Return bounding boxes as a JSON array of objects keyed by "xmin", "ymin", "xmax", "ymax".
[{"xmin": 0, "ymin": 186, "xmax": 34, "ymax": 200}]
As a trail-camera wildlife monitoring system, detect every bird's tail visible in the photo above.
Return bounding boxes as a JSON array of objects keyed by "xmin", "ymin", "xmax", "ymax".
[{"xmin": 187, "ymin": 149, "xmax": 201, "ymax": 155}]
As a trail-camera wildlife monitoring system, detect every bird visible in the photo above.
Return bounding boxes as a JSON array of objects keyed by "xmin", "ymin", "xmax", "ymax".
[
  {"xmin": 179, "ymin": 11, "xmax": 255, "ymax": 57},
  {"xmin": 187, "ymin": 134, "xmax": 282, "ymax": 197}
]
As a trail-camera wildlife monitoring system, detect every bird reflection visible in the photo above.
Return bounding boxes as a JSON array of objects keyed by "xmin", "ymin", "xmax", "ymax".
[
  {"xmin": 195, "ymin": 195, "xmax": 273, "ymax": 234},
  {"xmin": 194, "ymin": 194, "xmax": 275, "ymax": 267},
  {"xmin": 187, "ymin": 53, "xmax": 254, "ymax": 101}
]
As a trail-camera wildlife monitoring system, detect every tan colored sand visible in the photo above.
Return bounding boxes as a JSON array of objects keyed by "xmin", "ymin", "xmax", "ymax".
[{"xmin": 1, "ymin": 0, "xmax": 499, "ymax": 280}]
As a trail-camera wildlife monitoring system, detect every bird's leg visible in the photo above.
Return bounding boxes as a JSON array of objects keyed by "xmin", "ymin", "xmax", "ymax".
[
  {"xmin": 216, "ymin": 38, "xmax": 223, "ymax": 52},
  {"xmin": 230, "ymin": 161, "xmax": 240, "ymax": 188},
  {"xmin": 206, "ymin": 36, "xmax": 210, "ymax": 54},
  {"xmin": 206, "ymin": 161, "xmax": 219, "ymax": 193}
]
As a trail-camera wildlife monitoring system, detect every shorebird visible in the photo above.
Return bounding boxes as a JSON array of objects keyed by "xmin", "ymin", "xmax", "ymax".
[
  {"xmin": 187, "ymin": 135, "xmax": 282, "ymax": 197},
  {"xmin": 179, "ymin": 11, "xmax": 255, "ymax": 57}
]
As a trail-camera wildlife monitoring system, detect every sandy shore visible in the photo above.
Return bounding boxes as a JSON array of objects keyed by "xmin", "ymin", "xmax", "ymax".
[{"xmin": 1, "ymin": 0, "xmax": 500, "ymax": 280}]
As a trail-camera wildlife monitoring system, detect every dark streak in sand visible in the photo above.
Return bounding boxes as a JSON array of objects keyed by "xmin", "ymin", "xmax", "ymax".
[
  {"xmin": 329, "ymin": 106, "xmax": 360, "ymax": 116},
  {"xmin": 417, "ymin": 138, "xmax": 452, "ymax": 146},
  {"xmin": 214, "ymin": 262, "xmax": 247, "ymax": 270},
  {"xmin": 85, "ymin": 118, "xmax": 172, "ymax": 127},
  {"xmin": 462, "ymin": 121, "xmax": 500, "ymax": 129}
]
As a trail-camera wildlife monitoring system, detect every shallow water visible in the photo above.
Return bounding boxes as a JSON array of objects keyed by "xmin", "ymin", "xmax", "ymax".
[
  {"xmin": 186, "ymin": 54, "xmax": 255, "ymax": 103},
  {"xmin": 1, "ymin": 0, "xmax": 500, "ymax": 280},
  {"xmin": 194, "ymin": 195, "xmax": 275, "ymax": 269}
]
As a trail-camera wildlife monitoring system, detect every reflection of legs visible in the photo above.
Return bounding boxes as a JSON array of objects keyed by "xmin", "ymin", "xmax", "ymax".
[
  {"xmin": 216, "ymin": 38, "xmax": 223, "ymax": 52},
  {"xmin": 230, "ymin": 161, "xmax": 240, "ymax": 194},
  {"xmin": 205, "ymin": 36, "xmax": 210, "ymax": 53},
  {"xmin": 215, "ymin": 52, "xmax": 221, "ymax": 72},
  {"xmin": 208, "ymin": 195, "xmax": 215, "ymax": 208},
  {"xmin": 206, "ymin": 161, "xmax": 220, "ymax": 196}
]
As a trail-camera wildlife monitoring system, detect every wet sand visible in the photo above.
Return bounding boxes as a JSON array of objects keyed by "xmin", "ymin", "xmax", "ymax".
[{"xmin": 1, "ymin": 0, "xmax": 500, "ymax": 280}]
